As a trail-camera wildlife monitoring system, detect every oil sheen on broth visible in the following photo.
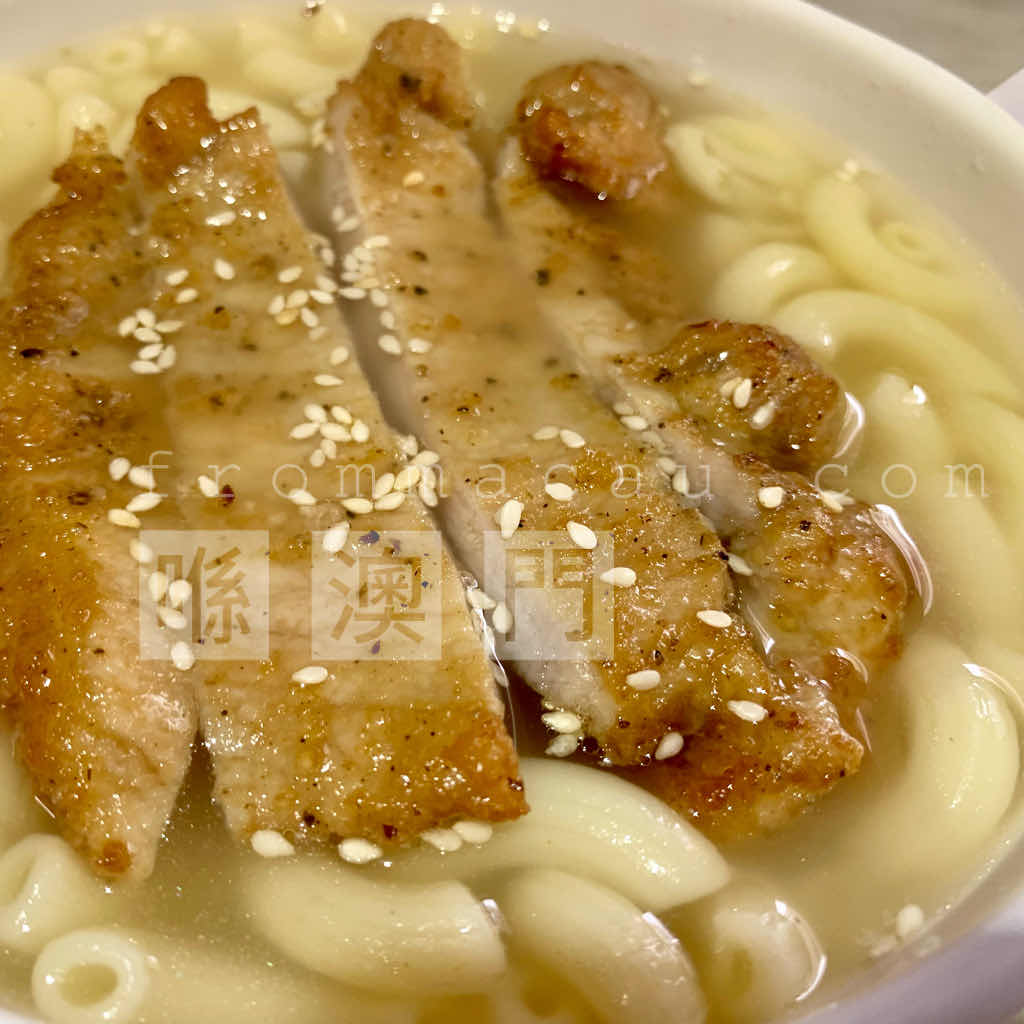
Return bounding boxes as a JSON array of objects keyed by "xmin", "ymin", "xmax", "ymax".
[{"xmin": 0, "ymin": 6, "xmax": 1022, "ymax": 1024}]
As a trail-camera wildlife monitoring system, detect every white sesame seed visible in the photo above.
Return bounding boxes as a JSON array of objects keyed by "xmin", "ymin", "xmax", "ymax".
[
  {"xmin": 309, "ymin": 289, "xmax": 333, "ymax": 305},
  {"xmin": 117, "ymin": 316, "xmax": 138, "ymax": 337},
  {"xmin": 468, "ymin": 589, "xmax": 497, "ymax": 611},
  {"xmin": 251, "ymin": 830, "xmax": 295, "ymax": 858},
  {"xmin": 288, "ymin": 488, "xmax": 317, "ymax": 507},
  {"xmin": 278, "ymin": 265, "xmax": 303, "ymax": 284},
  {"xmin": 820, "ymin": 489, "xmax": 853, "ymax": 512},
  {"xmin": 418, "ymin": 483, "xmax": 438, "ymax": 508},
  {"xmin": 268, "ymin": 294, "xmax": 286, "ymax": 316},
  {"xmin": 158, "ymin": 606, "xmax": 188, "ymax": 630},
  {"xmin": 338, "ymin": 215, "xmax": 360, "ymax": 232},
  {"xmin": 896, "ymin": 904, "xmax": 925, "ymax": 940},
  {"xmin": 214, "ymin": 258, "xmax": 236, "ymax": 281},
  {"xmin": 751, "ymin": 400, "xmax": 776, "ymax": 429},
  {"xmin": 654, "ymin": 731, "xmax": 685, "ymax": 760},
  {"xmin": 315, "ymin": 274, "xmax": 337, "ymax": 293},
  {"xmin": 546, "ymin": 732, "xmax": 580, "ymax": 757},
  {"xmin": 339, "ymin": 838, "xmax": 382, "ymax": 864},
  {"xmin": 197, "ymin": 474, "xmax": 219, "ymax": 497},
  {"xmin": 402, "ymin": 169, "xmax": 426, "ymax": 187},
  {"xmin": 134, "ymin": 328, "xmax": 162, "ymax": 346},
  {"xmin": 599, "ymin": 566, "xmax": 637, "ymax": 587},
  {"xmin": 286, "ymin": 289, "xmax": 310, "ymax": 309},
  {"xmin": 697, "ymin": 609, "xmax": 732, "ymax": 628},
  {"xmin": 394, "ymin": 466, "xmax": 421, "ymax": 491},
  {"xmin": 757, "ymin": 486, "xmax": 785, "ymax": 509},
  {"xmin": 657, "ymin": 456, "xmax": 678, "ymax": 475},
  {"xmin": 147, "ymin": 571, "xmax": 169, "ymax": 602},
  {"xmin": 451, "ymin": 820, "xmax": 492, "ymax": 844},
  {"xmin": 320, "ymin": 422, "xmax": 350, "ymax": 442},
  {"xmin": 342, "ymin": 497, "xmax": 373, "ymax": 515},
  {"xmin": 304, "ymin": 403, "xmax": 328, "ymax": 423},
  {"xmin": 397, "ymin": 435, "xmax": 419, "ymax": 458},
  {"xmin": 168, "ymin": 579, "xmax": 191, "ymax": 608},
  {"xmin": 719, "ymin": 377, "xmax": 742, "ymax": 398},
  {"xmin": 542, "ymin": 710, "xmax": 582, "ymax": 733},
  {"xmin": 613, "ymin": 401, "xmax": 635, "ymax": 416},
  {"xmin": 320, "ymin": 437, "xmax": 340, "ymax": 458},
  {"xmin": 370, "ymin": 288, "xmax": 388, "ymax": 308},
  {"xmin": 378, "ymin": 335, "xmax": 402, "ymax": 355},
  {"xmin": 300, "ymin": 308, "xmax": 320, "ymax": 329},
  {"xmin": 626, "ymin": 669, "xmax": 662, "ymax": 690},
  {"xmin": 287, "ymin": 422, "xmax": 318, "ymax": 441},
  {"xmin": 329, "ymin": 346, "xmax": 350, "ymax": 366},
  {"xmin": 154, "ymin": 320, "xmax": 182, "ymax": 334},
  {"xmin": 492, "ymin": 602, "xmax": 513, "ymax": 634},
  {"xmin": 135, "ymin": 308, "xmax": 156, "ymax": 328},
  {"xmin": 545, "ymin": 482, "xmax": 575, "ymax": 502},
  {"xmin": 165, "ymin": 268, "xmax": 189, "ymax": 287},
  {"xmin": 375, "ymin": 491, "xmax": 406, "ymax": 511},
  {"xmin": 330, "ymin": 405, "xmax": 353, "ymax": 424},
  {"xmin": 559, "ymin": 428, "xmax": 585, "ymax": 449},
  {"xmin": 728, "ymin": 699, "xmax": 768, "ymax": 723},
  {"xmin": 108, "ymin": 457, "xmax": 131, "ymax": 481},
  {"xmin": 498, "ymin": 499, "xmax": 523, "ymax": 539},
  {"xmin": 309, "ymin": 449, "xmax": 326, "ymax": 468},
  {"xmin": 567, "ymin": 521, "xmax": 597, "ymax": 550},
  {"xmin": 732, "ymin": 378, "xmax": 753, "ymax": 409},
  {"xmin": 408, "ymin": 338, "xmax": 432, "ymax": 354},
  {"xmin": 156, "ymin": 345, "xmax": 176, "ymax": 369},
  {"xmin": 671, "ymin": 468, "xmax": 689, "ymax": 495},
  {"xmin": 176, "ymin": 287, "xmax": 199, "ymax": 304},
  {"xmin": 323, "ymin": 523, "xmax": 350, "ymax": 554},
  {"xmin": 727, "ymin": 553, "xmax": 753, "ymax": 576},
  {"xmin": 130, "ymin": 360, "xmax": 161, "ymax": 375},
  {"xmin": 621, "ymin": 415, "xmax": 648, "ymax": 431},
  {"xmin": 413, "ymin": 450, "xmax": 440, "ymax": 467},
  {"xmin": 372, "ymin": 473, "xmax": 396, "ymax": 500},
  {"xmin": 170, "ymin": 641, "xmax": 195, "ymax": 671},
  {"xmin": 379, "ymin": 310, "xmax": 396, "ymax": 330},
  {"xmin": 128, "ymin": 465, "xmax": 155, "ymax": 489},
  {"xmin": 314, "ymin": 374, "xmax": 343, "ymax": 387},
  {"xmin": 275, "ymin": 309, "xmax": 300, "ymax": 326},
  {"xmin": 292, "ymin": 665, "xmax": 328, "ymax": 685},
  {"xmin": 129, "ymin": 539, "xmax": 154, "ymax": 564},
  {"xmin": 421, "ymin": 828, "xmax": 463, "ymax": 853},
  {"xmin": 351, "ymin": 420, "xmax": 370, "ymax": 443},
  {"xmin": 108, "ymin": 508, "xmax": 141, "ymax": 528},
  {"xmin": 126, "ymin": 492, "xmax": 161, "ymax": 513},
  {"xmin": 365, "ymin": 234, "xmax": 390, "ymax": 249},
  {"xmin": 340, "ymin": 286, "xmax": 366, "ymax": 300},
  {"xmin": 206, "ymin": 210, "xmax": 237, "ymax": 227}
]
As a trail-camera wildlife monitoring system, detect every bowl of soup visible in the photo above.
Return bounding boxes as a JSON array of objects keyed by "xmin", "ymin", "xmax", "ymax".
[{"xmin": 0, "ymin": 1, "xmax": 1022, "ymax": 1023}]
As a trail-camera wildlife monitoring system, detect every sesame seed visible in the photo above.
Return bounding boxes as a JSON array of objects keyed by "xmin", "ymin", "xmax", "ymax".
[
  {"xmin": 728, "ymin": 699, "xmax": 768, "ymax": 723},
  {"xmin": 820, "ymin": 489, "xmax": 852, "ymax": 512},
  {"xmin": 351, "ymin": 420, "xmax": 370, "ymax": 443},
  {"xmin": 671, "ymin": 468, "xmax": 689, "ymax": 494},
  {"xmin": 369, "ymin": 288, "xmax": 388, "ymax": 308},
  {"xmin": 626, "ymin": 669, "xmax": 661, "ymax": 690},
  {"xmin": 278, "ymin": 265, "xmax": 303, "ymax": 283},
  {"xmin": 498, "ymin": 499, "xmax": 523, "ymax": 539},
  {"xmin": 158, "ymin": 606, "xmax": 188, "ymax": 630},
  {"xmin": 340, "ymin": 286, "xmax": 366, "ymax": 300},
  {"xmin": 757, "ymin": 485, "xmax": 785, "ymax": 509},
  {"xmin": 130, "ymin": 360, "xmax": 161, "ymax": 375},
  {"xmin": 896, "ymin": 904, "xmax": 925, "ymax": 940},
  {"xmin": 413, "ymin": 450, "xmax": 440, "ymax": 467},
  {"xmin": 545, "ymin": 732, "xmax": 580, "ymax": 757},
  {"xmin": 315, "ymin": 274, "xmax": 337, "ymax": 293},
  {"xmin": 155, "ymin": 320, "xmax": 182, "ymax": 334},
  {"xmin": 304, "ymin": 403, "xmax": 328, "ymax": 423},
  {"xmin": 599, "ymin": 566, "xmax": 637, "ymax": 587},
  {"xmin": 621, "ymin": 415, "xmax": 648, "ymax": 431},
  {"xmin": 654, "ymin": 731, "xmax": 685, "ymax": 760},
  {"xmin": 176, "ymin": 287, "xmax": 199, "ymax": 304},
  {"xmin": 251, "ymin": 830, "xmax": 295, "ymax": 858},
  {"xmin": 468, "ymin": 590, "xmax": 496, "ymax": 611},
  {"xmin": 732, "ymin": 378, "xmax": 753, "ymax": 409},
  {"xmin": 148, "ymin": 571, "xmax": 169, "ymax": 602},
  {"xmin": 320, "ymin": 423, "xmax": 350, "ymax": 442},
  {"xmin": 697, "ymin": 609, "xmax": 732, "ymax": 628},
  {"xmin": 165, "ymin": 268, "xmax": 189, "ymax": 287},
  {"xmin": 300, "ymin": 308, "xmax": 320, "ymax": 328},
  {"xmin": 108, "ymin": 508, "xmax": 141, "ymax": 528},
  {"xmin": 126, "ymin": 492, "xmax": 161, "ymax": 513},
  {"xmin": 372, "ymin": 473, "xmax": 396, "ymax": 500},
  {"xmin": 310, "ymin": 289, "xmax": 333, "ymax": 305},
  {"xmin": 375, "ymin": 491, "xmax": 406, "ymax": 512},
  {"xmin": 290, "ymin": 422, "xmax": 319, "ymax": 440},
  {"xmin": 364, "ymin": 234, "xmax": 390, "ymax": 249},
  {"xmin": 197, "ymin": 475, "xmax": 219, "ymax": 497},
  {"xmin": 719, "ymin": 377, "xmax": 742, "ymax": 398},
  {"xmin": 214, "ymin": 258, "xmax": 236, "ymax": 281},
  {"xmin": 613, "ymin": 401, "xmax": 635, "ymax": 416},
  {"xmin": 309, "ymin": 326, "xmax": 328, "ymax": 342},
  {"xmin": 128, "ymin": 465, "xmax": 155, "ymax": 489},
  {"xmin": 380, "ymin": 310, "xmax": 396, "ymax": 329},
  {"xmin": 378, "ymin": 335, "xmax": 402, "ymax": 355},
  {"xmin": 268, "ymin": 294, "xmax": 286, "ymax": 316},
  {"xmin": 129, "ymin": 539, "xmax": 154, "ymax": 564},
  {"xmin": 394, "ymin": 466, "xmax": 420, "ymax": 491},
  {"xmin": 492, "ymin": 602, "xmax": 513, "ymax": 634},
  {"xmin": 288, "ymin": 488, "xmax": 316, "ymax": 507},
  {"xmin": 338, "ymin": 215, "xmax": 360, "ymax": 232},
  {"xmin": 320, "ymin": 437, "xmax": 339, "ymax": 458},
  {"xmin": 331, "ymin": 405, "xmax": 353, "ymax": 424},
  {"xmin": 542, "ymin": 710, "xmax": 581, "ymax": 733},
  {"xmin": 451, "ymin": 820, "xmax": 492, "ymax": 844},
  {"xmin": 329, "ymin": 347, "xmax": 350, "ymax": 366},
  {"xmin": 108, "ymin": 457, "xmax": 131, "ymax": 481},
  {"xmin": 117, "ymin": 316, "xmax": 138, "ymax": 337},
  {"xmin": 403, "ymin": 169, "xmax": 426, "ymax": 187},
  {"xmin": 545, "ymin": 482, "xmax": 575, "ymax": 502},
  {"xmin": 206, "ymin": 210, "xmax": 236, "ymax": 227},
  {"xmin": 170, "ymin": 641, "xmax": 195, "ymax": 671},
  {"xmin": 275, "ymin": 309, "xmax": 300, "ymax": 326},
  {"xmin": 657, "ymin": 456, "xmax": 677, "ymax": 475},
  {"xmin": 314, "ymin": 374, "xmax": 343, "ymax": 387},
  {"xmin": 532, "ymin": 425, "xmax": 559, "ymax": 440},
  {"xmin": 309, "ymin": 449, "xmax": 326, "ymax": 468},
  {"xmin": 156, "ymin": 346, "xmax": 176, "ymax": 369},
  {"xmin": 342, "ymin": 497, "xmax": 373, "ymax": 515},
  {"xmin": 559, "ymin": 428, "xmax": 585, "ymax": 449},
  {"xmin": 418, "ymin": 483, "xmax": 439, "ymax": 508},
  {"xmin": 286, "ymin": 289, "xmax": 310, "ymax": 309},
  {"xmin": 339, "ymin": 838, "xmax": 382, "ymax": 864},
  {"xmin": 751, "ymin": 400, "xmax": 776, "ymax": 428},
  {"xmin": 323, "ymin": 523, "xmax": 350, "ymax": 554},
  {"xmin": 397, "ymin": 435, "xmax": 419, "ymax": 457},
  {"xmin": 135, "ymin": 308, "xmax": 156, "ymax": 328},
  {"xmin": 134, "ymin": 327, "xmax": 162, "ymax": 345},
  {"xmin": 420, "ymin": 828, "xmax": 463, "ymax": 853},
  {"xmin": 168, "ymin": 579, "xmax": 191, "ymax": 608},
  {"xmin": 567, "ymin": 521, "xmax": 597, "ymax": 550},
  {"xmin": 292, "ymin": 665, "xmax": 328, "ymax": 685},
  {"xmin": 727, "ymin": 553, "xmax": 753, "ymax": 576},
  {"xmin": 408, "ymin": 338, "xmax": 432, "ymax": 354}
]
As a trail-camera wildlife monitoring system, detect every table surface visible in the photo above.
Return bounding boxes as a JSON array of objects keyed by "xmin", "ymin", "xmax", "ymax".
[{"xmin": 810, "ymin": 0, "xmax": 1024, "ymax": 92}]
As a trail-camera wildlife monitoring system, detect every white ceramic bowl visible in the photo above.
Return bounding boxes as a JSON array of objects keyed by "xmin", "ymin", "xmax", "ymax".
[{"xmin": 1, "ymin": 1, "xmax": 1022, "ymax": 1022}]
